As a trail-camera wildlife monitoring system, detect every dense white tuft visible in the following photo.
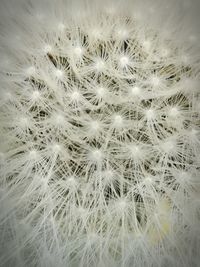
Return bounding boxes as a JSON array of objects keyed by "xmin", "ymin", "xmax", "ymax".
[{"xmin": 0, "ymin": 0, "xmax": 200, "ymax": 267}]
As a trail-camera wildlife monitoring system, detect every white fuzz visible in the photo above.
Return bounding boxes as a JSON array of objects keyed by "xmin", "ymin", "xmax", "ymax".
[{"xmin": 0, "ymin": 0, "xmax": 200, "ymax": 267}]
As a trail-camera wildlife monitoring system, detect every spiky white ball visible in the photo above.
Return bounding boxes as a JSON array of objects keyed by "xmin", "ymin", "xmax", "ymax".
[{"xmin": 0, "ymin": 0, "xmax": 200, "ymax": 267}]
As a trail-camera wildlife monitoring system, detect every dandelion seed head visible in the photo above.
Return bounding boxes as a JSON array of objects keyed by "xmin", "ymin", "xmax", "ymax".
[
  {"xmin": 113, "ymin": 114, "xmax": 123, "ymax": 128},
  {"xmin": 43, "ymin": 44, "xmax": 52, "ymax": 54},
  {"xmin": 70, "ymin": 91, "xmax": 80, "ymax": 101},
  {"xmin": 90, "ymin": 149, "xmax": 103, "ymax": 162},
  {"xmin": 130, "ymin": 86, "xmax": 141, "ymax": 96},
  {"xmin": 161, "ymin": 140, "xmax": 176, "ymax": 153},
  {"xmin": 96, "ymin": 86, "xmax": 106, "ymax": 97},
  {"xmin": 31, "ymin": 90, "xmax": 40, "ymax": 100},
  {"xmin": 51, "ymin": 143, "xmax": 62, "ymax": 153},
  {"xmin": 55, "ymin": 69, "xmax": 64, "ymax": 79},
  {"xmin": 119, "ymin": 55, "xmax": 129, "ymax": 68},
  {"xmin": 1, "ymin": 0, "xmax": 200, "ymax": 266},
  {"xmin": 29, "ymin": 150, "xmax": 38, "ymax": 159},
  {"xmin": 94, "ymin": 59, "xmax": 105, "ymax": 72},
  {"xmin": 73, "ymin": 46, "xmax": 83, "ymax": 57},
  {"xmin": 151, "ymin": 76, "xmax": 161, "ymax": 87},
  {"xmin": 168, "ymin": 107, "xmax": 179, "ymax": 117},
  {"xmin": 145, "ymin": 109, "xmax": 155, "ymax": 120}
]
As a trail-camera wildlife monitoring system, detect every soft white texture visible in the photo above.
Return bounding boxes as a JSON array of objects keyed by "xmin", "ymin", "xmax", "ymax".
[{"xmin": 0, "ymin": 0, "xmax": 200, "ymax": 267}]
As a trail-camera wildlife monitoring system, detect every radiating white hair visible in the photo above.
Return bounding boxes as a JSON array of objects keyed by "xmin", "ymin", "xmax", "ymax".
[{"xmin": 0, "ymin": 0, "xmax": 200, "ymax": 266}]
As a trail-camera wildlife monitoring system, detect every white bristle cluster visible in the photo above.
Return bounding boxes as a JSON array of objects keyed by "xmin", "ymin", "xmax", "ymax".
[{"xmin": 0, "ymin": 0, "xmax": 200, "ymax": 267}]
